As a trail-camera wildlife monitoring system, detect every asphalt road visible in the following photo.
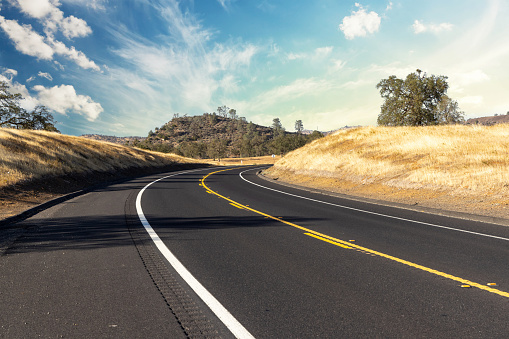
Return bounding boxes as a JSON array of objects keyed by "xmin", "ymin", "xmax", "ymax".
[{"xmin": 1, "ymin": 166, "xmax": 509, "ymax": 338}]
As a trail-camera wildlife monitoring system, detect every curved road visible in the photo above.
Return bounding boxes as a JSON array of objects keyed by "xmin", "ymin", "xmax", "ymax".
[{"xmin": 2, "ymin": 166, "xmax": 509, "ymax": 337}]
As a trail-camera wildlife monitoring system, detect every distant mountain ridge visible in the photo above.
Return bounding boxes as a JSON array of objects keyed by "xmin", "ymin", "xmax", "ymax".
[
  {"xmin": 80, "ymin": 134, "xmax": 146, "ymax": 144},
  {"xmin": 466, "ymin": 114, "xmax": 509, "ymax": 126}
]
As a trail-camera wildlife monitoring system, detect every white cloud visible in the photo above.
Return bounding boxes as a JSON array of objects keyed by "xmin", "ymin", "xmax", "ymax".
[
  {"xmin": 10, "ymin": 0, "xmax": 92, "ymax": 39},
  {"xmin": 314, "ymin": 46, "xmax": 333, "ymax": 59},
  {"xmin": 0, "ymin": 3, "xmax": 99, "ymax": 71},
  {"xmin": 1, "ymin": 68, "xmax": 39, "ymax": 110},
  {"xmin": 33, "ymin": 84, "xmax": 103, "ymax": 121},
  {"xmin": 108, "ymin": 2, "xmax": 257, "ymax": 112},
  {"xmin": 12, "ymin": 0, "xmax": 55, "ymax": 19},
  {"xmin": 60, "ymin": 15, "xmax": 92, "ymax": 39},
  {"xmin": 287, "ymin": 46, "xmax": 333, "ymax": 62},
  {"xmin": 250, "ymin": 77, "xmax": 336, "ymax": 110},
  {"xmin": 0, "ymin": 16, "xmax": 54, "ymax": 59},
  {"xmin": 49, "ymin": 37, "xmax": 100, "ymax": 71},
  {"xmin": 339, "ymin": 4, "xmax": 381, "ymax": 40},
  {"xmin": 38, "ymin": 71, "xmax": 53, "ymax": 81},
  {"xmin": 412, "ymin": 20, "xmax": 453, "ymax": 34},
  {"xmin": 329, "ymin": 59, "xmax": 346, "ymax": 73},
  {"xmin": 60, "ymin": 0, "xmax": 107, "ymax": 11},
  {"xmin": 219, "ymin": 74, "xmax": 239, "ymax": 93},
  {"xmin": 287, "ymin": 52, "xmax": 306, "ymax": 61},
  {"xmin": 454, "ymin": 70, "xmax": 489, "ymax": 86},
  {"xmin": 217, "ymin": 0, "xmax": 234, "ymax": 11},
  {"xmin": 2, "ymin": 68, "xmax": 18, "ymax": 79}
]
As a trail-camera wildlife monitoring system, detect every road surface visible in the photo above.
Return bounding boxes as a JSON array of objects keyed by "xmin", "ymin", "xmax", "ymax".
[{"xmin": 1, "ymin": 166, "xmax": 509, "ymax": 337}]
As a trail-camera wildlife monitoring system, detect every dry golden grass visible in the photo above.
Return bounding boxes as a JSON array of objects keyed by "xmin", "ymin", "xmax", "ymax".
[
  {"xmin": 208, "ymin": 155, "xmax": 282, "ymax": 166},
  {"xmin": 0, "ymin": 128, "xmax": 203, "ymax": 188},
  {"xmin": 265, "ymin": 124, "xmax": 509, "ymax": 218}
]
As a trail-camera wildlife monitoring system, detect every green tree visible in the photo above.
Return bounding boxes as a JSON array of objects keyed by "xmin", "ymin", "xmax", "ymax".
[
  {"xmin": 207, "ymin": 138, "xmax": 227, "ymax": 161},
  {"xmin": 0, "ymin": 81, "xmax": 59, "ymax": 132},
  {"xmin": 435, "ymin": 95, "xmax": 465, "ymax": 124},
  {"xmin": 295, "ymin": 119, "xmax": 303, "ymax": 134},
  {"xmin": 306, "ymin": 130, "xmax": 324, "ymax": 143},
  {"xmin": 217, "ymin": 105, "xmax": 229, "ymax": 118},
  {"xmin": 228, "ymin": 108, "xmax": 237, "ymax": 120},
  {"xmin": 376, "ymin": 69, "xmax": 450, "ymax": 126},
  {"xmin": 271, "ymin": 117, "xmax": 284, "ymax": 137}
]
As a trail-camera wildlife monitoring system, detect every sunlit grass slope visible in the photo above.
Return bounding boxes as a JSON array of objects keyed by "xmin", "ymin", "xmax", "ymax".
[
  {"xmin": 266, "ymin": 124, "xmax": 509, "ymax": 205},
  {"xmin": 0, "ymin": 128, "xmax": 203, "ymax": 188}
]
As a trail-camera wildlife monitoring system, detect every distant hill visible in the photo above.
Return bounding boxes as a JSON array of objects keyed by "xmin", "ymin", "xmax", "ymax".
[
  {"xmin": 80, "ymin": 134, "xmax": 146, "ymax": 144},
  {"xmin": 466, "ymin": 114, "xmax": 509, "ymax": 125},
  {"xmin": 124, "ymin": 113, "xmax": 324, "ymax": 159}
]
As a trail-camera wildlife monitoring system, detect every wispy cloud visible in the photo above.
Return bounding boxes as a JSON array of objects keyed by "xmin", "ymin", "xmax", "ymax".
[
  {"xmin": 412, "ymin": 20, "xmax": 453, "ymax": 34},
  {"xmin": 217, "ymin": 0, "xmax": 235, "ymax": 12},
  {"xmin": 108, "ymin": 0, "xmax": 257, "ymax": 112},
  {"xmin": 38, "ymin": 71, "xmax": 53, "ymax": 81},
  {"xmin": 287, "ymin": 46, "xmax": 334, "ymax": 61}
]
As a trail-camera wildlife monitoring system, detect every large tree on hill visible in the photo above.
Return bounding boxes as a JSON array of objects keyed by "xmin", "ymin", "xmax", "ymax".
[
  {"xmin": 376, "ymin": 69, "xmax": 463, "ymax": 126},
  {"xmin": 0, "ymin": 81, "xmax": 59, "ymax": 132}
]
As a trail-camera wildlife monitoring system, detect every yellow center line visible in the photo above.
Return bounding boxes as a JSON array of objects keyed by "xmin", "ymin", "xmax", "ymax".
[
  {"xmin": 200, "ymin": 168, "xmax": 509, "ymax": 299},
  {"xmin": 304, "ymin": 233, "xmax": 353, "ymax": 249},
  {"xmin": 229, "ymin": 202, "xmax": 245, "ymax": 210}
]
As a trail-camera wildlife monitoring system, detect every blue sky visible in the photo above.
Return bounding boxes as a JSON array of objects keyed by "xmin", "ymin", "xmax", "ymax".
[{"xmin": 1, "ymin": 0, "xmax": 508, "ymax": 136}]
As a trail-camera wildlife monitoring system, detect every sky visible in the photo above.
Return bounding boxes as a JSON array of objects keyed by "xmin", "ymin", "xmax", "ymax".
[{"xmin": 0, "ymin": 0, "xmax": 508, "ymax": 136}]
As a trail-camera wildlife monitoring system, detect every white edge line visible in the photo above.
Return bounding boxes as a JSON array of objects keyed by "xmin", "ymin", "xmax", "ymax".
[
  {"xmin": 136, "ymin": 168, "xmax": 255, "ymax": 339},
  {"xmin": 239, "ymin": 168, "xmax": 509, "ymax": 243}
]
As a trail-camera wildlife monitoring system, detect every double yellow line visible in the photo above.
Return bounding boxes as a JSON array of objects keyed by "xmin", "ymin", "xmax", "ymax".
[{"xmin": 200, "ymin": 168, "xmax": 509, "ymax": 298}]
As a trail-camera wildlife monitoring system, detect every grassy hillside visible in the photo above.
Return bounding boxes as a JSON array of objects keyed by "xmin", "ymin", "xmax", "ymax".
[
  {"xmin": 0, "ymin": 128, "xmax": 203, "ymax": 189},
  {"xmin": 124, "ymin": 114, "xmax": 323, "ymax": 158},
  {"xmin": 264, "ymin": 124, "xmax": 509, "ymax": 218}
]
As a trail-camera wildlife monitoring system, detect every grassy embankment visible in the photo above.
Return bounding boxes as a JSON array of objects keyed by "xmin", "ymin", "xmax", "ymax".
[
  {"xmin": 264, "ymin": 124, "xmax": 509, "ymax": 219},
  {"xmin": 0, "ymin": 128, "xmax": 206, "ymax": 219}
]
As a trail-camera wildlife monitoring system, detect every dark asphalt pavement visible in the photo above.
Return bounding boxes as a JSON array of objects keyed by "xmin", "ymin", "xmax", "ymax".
[{"xmin": 2, "ymin": 166, "xmax": 509, "ymax": 338}]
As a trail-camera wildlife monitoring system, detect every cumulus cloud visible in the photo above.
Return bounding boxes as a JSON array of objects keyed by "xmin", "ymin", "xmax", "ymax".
[
  {"xmin": 339, "ymin": 3, "xmax": 381, "ymax": 40},
  {"xmin": 0, "ymin": 10, "xmax": 101, "ymax": 71},
  {"xmin": 0, "ymin": 16, "xmax": 54, "ymax": 59},
  {"xmin": 59, "ymin": 15, "xmax": 92, "ymax": 39},
  {"xmin": 10, "ymin": 0, "xmax": 92, "ymax": 39},
  {"xmin": 412, "ymin": 20, "xmax": 453, "ymax": 34},
  {"xmin": 33, "ymin": 84, "xmax": 103, "ymax": 121}
]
